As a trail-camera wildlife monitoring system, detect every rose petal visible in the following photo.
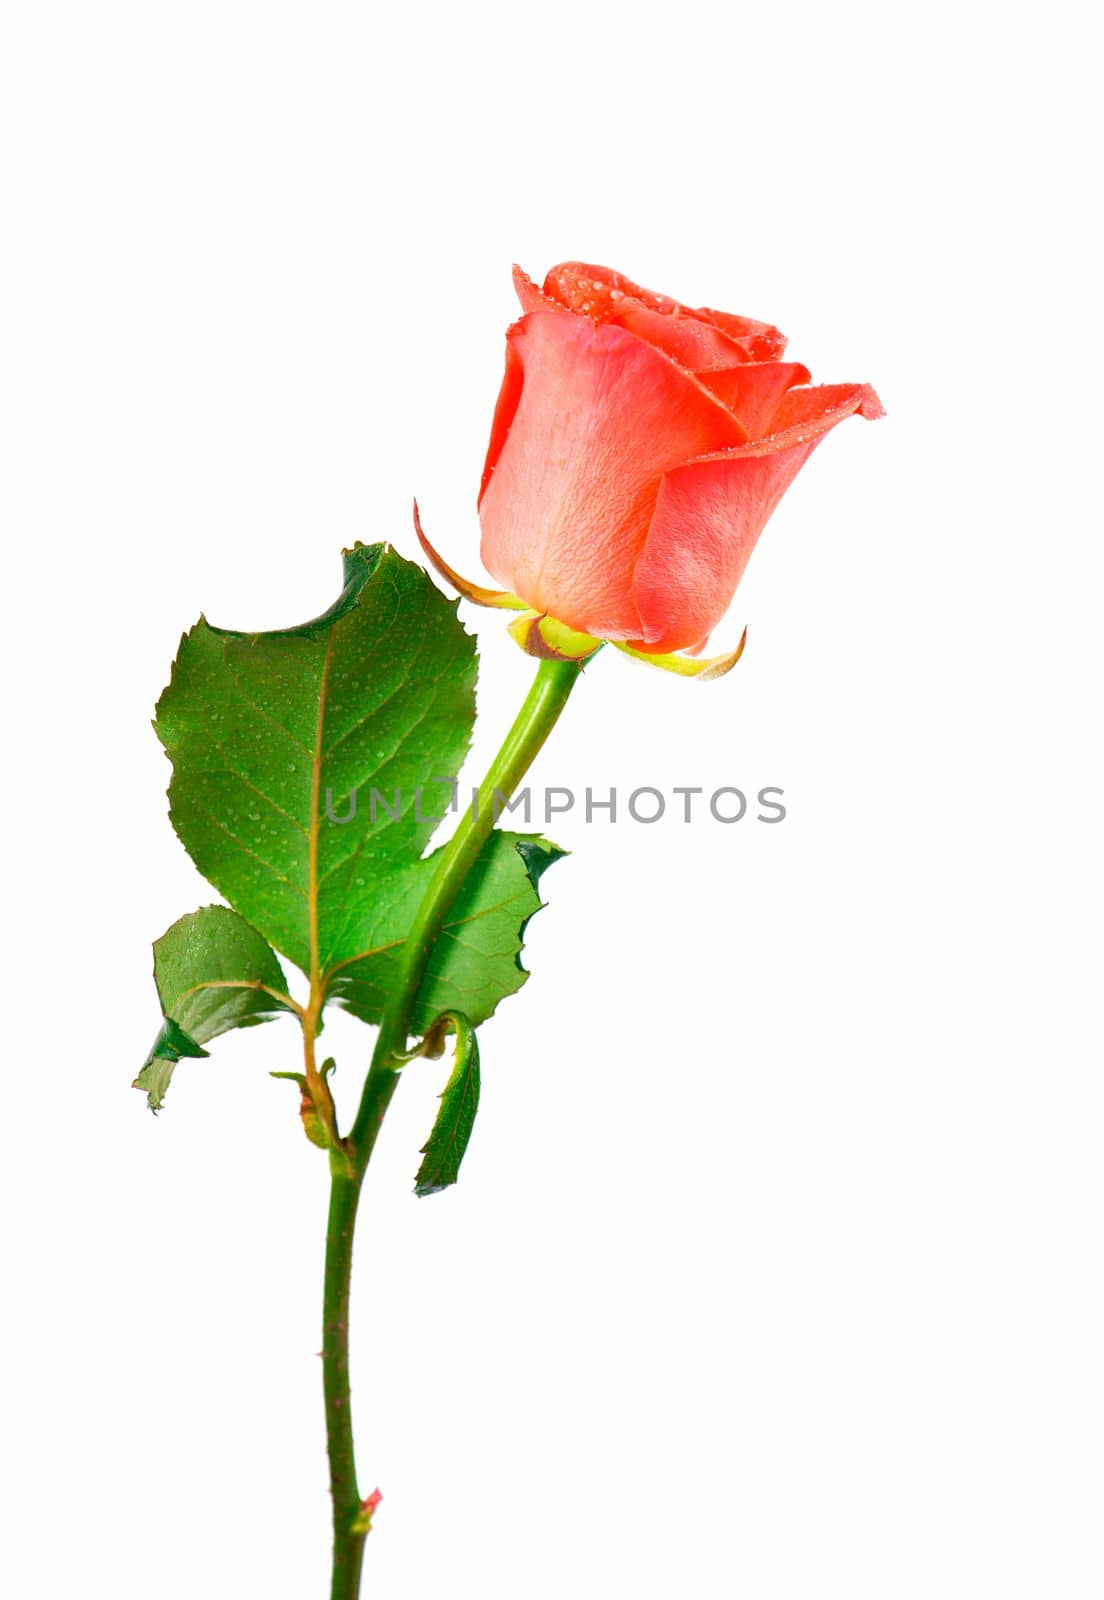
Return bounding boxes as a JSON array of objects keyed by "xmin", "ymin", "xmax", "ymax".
[
  {"xmin": 767, "ymin": 382, "xmax": 885, "ymax": 439},
  {"xmin": 696, "ymin": 362, "xmax": 813, "ymax": 436},
  {"xmin": 512, "ymin": 264, "xmax": 561, "ymax": 316},
  {"xmin": 539, "ymin": 261, "xmax": 787, "ymax": 368},
  {"xmin": 543, "ymin": 261, "xmax": 677, "ymax": 318},
  {"xmin": 691, "ymin": 383, "xmax": 885, "ymax": 461},
  {"xmin": 479, "ymin": 310, "xmax": 747, "ymax": 639},
  {"xmin": 630, "ymin": 446, "xmax": 820, "ymax": 652},
  {"xmin": 631, "ymin": 383, "xmax": 883, "ymax": 652},
  {"xmin": 699, "ymin": 308, "xmax": 788, "ymax": 360},
  {"xmin": 613, "ymin": 303, "xmax": 770, "ymax": 372},
  {"xmin": 479, "ymin": 331, "xmax": 526, "ymax": 503}
]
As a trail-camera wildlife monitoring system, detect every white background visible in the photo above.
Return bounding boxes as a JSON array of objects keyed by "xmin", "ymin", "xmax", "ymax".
[{"xmin": 2, "ymin": 3, "xmax": 1100, "ymax": 1596}]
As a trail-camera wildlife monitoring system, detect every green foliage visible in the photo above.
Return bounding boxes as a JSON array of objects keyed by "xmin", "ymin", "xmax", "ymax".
[
  {"xmin": 139, "ymin": 543, "xmax": 563, "ymax": 1142},
  {"xmin": 155, "ymin": 544, "xmax": 477, "ymax": 975},
  {"xmin": 271, "ymin": 1059, "xmax": 338, "ymax": 1151},
  {"xmin": 414, "ymin": 1014, "xmax": 481, "ymax": 1197},
  {"xmin": 136, "ymin": 905, "xmax": 294, "ymax": 1109},
  {"xmin": 326, "ymin": 833, "xmax": 565, "ymax": 1033}
]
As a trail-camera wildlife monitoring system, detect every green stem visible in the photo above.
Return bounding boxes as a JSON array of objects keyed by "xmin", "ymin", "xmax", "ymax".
[
  {"xmin": 321, "ymin": 655, "xmax": 583, "ymax": 1596},
  {"xmin": 323, "ymin": 1169, "xmax": 366, "ymax": 1599},
  {"xmin": 349, "ymin": 654, "xmax": 583, "ymax": 1167}
]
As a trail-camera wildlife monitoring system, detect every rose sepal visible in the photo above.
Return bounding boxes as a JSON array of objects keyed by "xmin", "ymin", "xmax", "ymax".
[
  {"xmin": 507, "ymin": 611, "xmax": 604, "ymax": 663},
  {"xmin": 413, "ymin": 501, "xmax": 527, "ymax": 610},
  {"xmin": 612, "ymin": 628, "xmax": 748, "ymax": 681}
]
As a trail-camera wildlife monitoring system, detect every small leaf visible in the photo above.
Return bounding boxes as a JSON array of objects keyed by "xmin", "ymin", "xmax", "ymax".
[
  {"xmin": 136, "ymin": 906, "xmax": 296, "ymax": 1109},
  {"xmin": 414, "ymin": 1014, "xmax": 481, "ymax": 1197},
  {"xmin": 325, "ymin": 833, "xmax": 566, "ymax": 1033},
  {"xmin": 134, "ymin": 1018, "xmax": 209, "ymax": 1112},
  {"xmin": 271, "ymin": 1069, "xmax": 334, "ymax": 1150}
]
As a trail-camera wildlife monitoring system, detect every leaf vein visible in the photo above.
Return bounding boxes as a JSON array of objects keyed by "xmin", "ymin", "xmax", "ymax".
[
  {"xmin": 195, "ymin": 716, "xmax": 310, "ymax": 838},
  {"xmin": 178, "ymin": 792, "xmax": 309, "ymax": 902},
  {"xmin": 220, "ymin": 643, "xmax": 315, "ymax": 755}
]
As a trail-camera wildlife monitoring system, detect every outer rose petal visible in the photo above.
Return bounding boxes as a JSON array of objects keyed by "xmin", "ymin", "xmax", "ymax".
[
  {"xmin": 629, "ymin": 450, "xmax": 815, "ymax": 652},
  {"xmin": 696, "ymin": 362, "xmax": 813, "ymax": 436},
  {"xmin": 479, "ymin": 335, "xmax": 525, "ymax": 503},
  {"xmin": 766, "ymin": 382, "xmax": 885, "ymax": 440},
  {"xmin": 479, "ymin": 310, "xmax": 747, "ymax": 639},
  {"xmin": 631, "ymin": 382, "xmax": 883, "ymax": 652}
]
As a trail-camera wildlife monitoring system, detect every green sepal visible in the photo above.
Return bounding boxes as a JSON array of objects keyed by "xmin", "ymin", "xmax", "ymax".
[
  {"xmin": 414, "ymin": 1013, "xmax": 481, "ymax": 1197},
  {"xmin": 507, "ymin": 611, "xmax": 603, "ymax": 663},
  {"xmin": 414, "ymin": 502, "xmax": 527, "ymax": 611},
  {"xmin": 612, "ymin": 629, "xmax": 747, "ymax": 680}
]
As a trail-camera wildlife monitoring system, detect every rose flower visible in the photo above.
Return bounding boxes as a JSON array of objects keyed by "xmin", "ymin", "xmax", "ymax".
[{"xmin": 419, "ymin": 261, "xmax": 881, "ymax": 672}]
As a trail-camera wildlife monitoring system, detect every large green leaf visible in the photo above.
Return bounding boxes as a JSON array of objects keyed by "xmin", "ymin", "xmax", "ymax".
[
  {"xmin": 156, "ymin": 544, "xmax": 477, "ymax": 976},
  {"xmin": 136, "ymin": 905, "xmax": 295, "ymax": 1108}
]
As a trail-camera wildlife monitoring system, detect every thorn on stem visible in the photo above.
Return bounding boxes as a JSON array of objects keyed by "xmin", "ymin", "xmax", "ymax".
[{"xmin": 352, "ymin": 1488, "xmax": 383, "ymax": 1535}]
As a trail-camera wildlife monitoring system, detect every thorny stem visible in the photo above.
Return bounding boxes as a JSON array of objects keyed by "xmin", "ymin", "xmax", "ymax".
[{"xmin": 320, "ymin": 657, "xmax": 583, "ymax": 1596}]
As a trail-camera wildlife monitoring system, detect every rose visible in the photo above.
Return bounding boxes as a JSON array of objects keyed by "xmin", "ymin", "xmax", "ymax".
[{"xmin": 462, "ymin": 262, "xmax": 881, "ymax": 658}]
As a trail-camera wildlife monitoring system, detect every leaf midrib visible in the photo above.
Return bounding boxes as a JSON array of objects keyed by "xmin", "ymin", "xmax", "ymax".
[
  {"xmin": 307, "ymin": 629, "xmax": 336, "ymax": 992},
  {"xmin": 175, "ymin": 978, "xmax": 304, "ymax": 1018}
]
